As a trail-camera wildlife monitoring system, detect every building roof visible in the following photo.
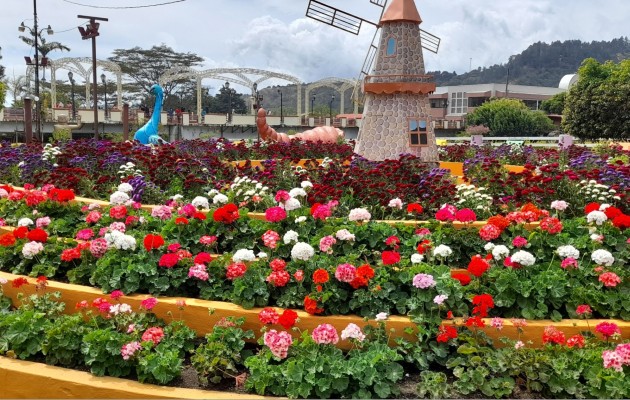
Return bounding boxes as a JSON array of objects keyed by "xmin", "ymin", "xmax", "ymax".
[{"xmin": 379, "ymin": 0, "xmax": 422, "ymax": 25}]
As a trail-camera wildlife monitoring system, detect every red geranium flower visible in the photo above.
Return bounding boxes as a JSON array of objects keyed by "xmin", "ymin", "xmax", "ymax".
[
  {"xmin": 304, "ymin": 295, "xmax": 323, "ymax": 315},
  {"xmin": 13, "ymin": 226, "xmax": 29, "ymax": 239},
  {"xmin": 12, "ymin": 277, "xmax": 29, "ymax": 288},
  {"xmin": 27, "ymin": 228, "xmax": 48, "ymax": 243},
  {"xmin": 0, "ymin": 232, "xmax": 16, "ymax": 247},
  {"xmin": 278, "ymin": 309, "xmax": 298, "ymax": 329},
  {"xmin": 612, "ymin": 214, "xmax": 630, "ymax": 230},
  {"xmin": 417, "ymin": 239, "xmax": 432, "ymax": 254},
  {"xmin": 436, "ymin": 325, "xmax": 458, "ymax": 342},
  {"xmin": 584, "ymin": 202, "xmax": 600, "ymax": 215},
  {"xmin": 213, "ymin": 203, "xmax": 240, "ymax": 224},
  {"xmin": 451, "ymin": 272, "xmax": 471, "ymax": 286},
  {"xmin": 471, "ymin": 293, "xmax": 494, "ymax": 317},
  {"xmin": 312, "ymin": 269, "xmax": 329, "ymax": 284},
  {"xmin": 381, "ymin": 250, "xmax": 401, "ymax": 265},
  {"xmin": 487, "ymin": 215, "xmax": 510, "ymax": 231},
  {"xmin": 158, "ymin": 253, "xmax": 179, "ymax": 268},
  {"xmin": 109, "ymin": 205, "xmax": 128, "ymax": 219},
  {"xmin": 467, "ymin": 255, "xmax": 490, "ymax": 278},
  {"xmin": 194, "ymin": 252, "xmax": 213, "ymax": 265},
  {"xmin": 258, "ymin": 307, "xmax": 279, "ymax": 324},
  {"xmin": 143, "ymin": 234, "xmax": 165, "ymax": 252},
  {"xmin": 49, "ymin": 188, "xmax": 75, "ymax": 202},
  {"xmin": 407, "ymin": 203, "xmax": 423, "ymax": 214},
  {"xmin": 542, "ymin": 325, "xmax": 566, "ymax": 345},
  {"xmin": 175, "ymin": 217, "xmax": 189, "ymax": 225},
  {"xmin": 356, "ymin": 264, "xmax": 375, "ymax": 280}
]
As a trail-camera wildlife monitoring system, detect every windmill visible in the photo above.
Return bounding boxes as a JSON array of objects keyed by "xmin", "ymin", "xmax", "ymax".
[
  {"xmin": 306, "ymin": 0, "xmax": 442, "ymax": 163},
  {"xmin": 306, "ymin": 0, "xmax": 440, "ymax": 105}
]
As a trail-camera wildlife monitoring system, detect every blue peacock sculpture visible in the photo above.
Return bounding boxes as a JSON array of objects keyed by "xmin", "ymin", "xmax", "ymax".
[{"xmin": 134, "ymin": 84, "xmax": 167, "ymax": 145}]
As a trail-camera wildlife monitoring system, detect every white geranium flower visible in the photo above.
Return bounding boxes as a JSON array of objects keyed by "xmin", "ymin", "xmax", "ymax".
[
  {"xmin": 432, "ymin": 244, "xmax": 453, "ymax": 258},
  {"xmin": 586, "ymin": 211, "xmax": 608, "ymax": 225},
  {"xmin": 556, "ymin": 245, "xmax": 580, "ymax": 259},
  {"xmin": 283, "ymin": 230, "xmax": 299, "ymax": 244},
  {"xmin": 213, "ymin": 193, "xmax": 229, "ymax": 204},
  {"xmin": 191, "ymin": 196, "xmax": 210, "ymax": 209},
  {"xmin": 18, "ymin": 218, "xmax": 34, "ymax": 227},
  {"xmin": 410, "ymin": 253, "xmax": 424, "ymax": 264},
  {"xmin": 282, "ymin": 197, "xmax": 301, "ymax": 211},
  {"xmin": 289, "ymin": 188, "xmax": 307, "ymax": 198},
  {"xmin": 110, "ymin": 191, "xmax": 130, "ymax": 205},
  {"xmin": 291, "ymin": 242, "xmax": 315, "ymax": 261},
  {"xmin": 232, "ymin": 249, "xmax": 256, "ymax": 262},
  {"xmin": 492, "ymin": 245, "xmax": 510, "ymax": 260},
  {"xmin": 117, "ymin": 183, "xmax": 133, "ymax": 193},
  {"xmin": 300, "ymin": 181, "xmax": 313, "ymax": 189},
  {"xmin": 591, "ymin": 249, "xmax": 614, "ymax": 266},
  {"xmin": 511, "ymin": 250, "xmax": 536, "ymax": 266}
]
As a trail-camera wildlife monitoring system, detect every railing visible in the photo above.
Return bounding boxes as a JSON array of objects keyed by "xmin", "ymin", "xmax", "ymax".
[{"xmin": 438, "ymin": 135, "xmax": 596, "ymax": 148}]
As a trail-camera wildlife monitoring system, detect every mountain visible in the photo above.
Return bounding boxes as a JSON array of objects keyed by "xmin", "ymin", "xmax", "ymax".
[
  {"xmin": 254, "ymin": 38, "xmax": 630, "ymax": 115},
  {"xmin": 429, "ymin": 37, "xmax": 630, "ymax": 87}
]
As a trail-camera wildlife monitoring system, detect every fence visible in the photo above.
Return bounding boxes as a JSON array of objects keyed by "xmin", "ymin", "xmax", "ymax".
[{"xmin": 438, "ymin": 135, "xmax": 597, "ymax": 148}]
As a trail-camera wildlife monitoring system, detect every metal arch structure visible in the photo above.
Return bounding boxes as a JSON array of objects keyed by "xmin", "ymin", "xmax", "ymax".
[
  {"xmin": 305, "ymin": 77, "xmax": 358, "ymax": 116},
  {"xmin": 159, "ymin": 67, "xmax": 303, "ymax": 118},
  {"xmin": 46, "ymin": 57, "xmax": 123, "ymax": 109}
]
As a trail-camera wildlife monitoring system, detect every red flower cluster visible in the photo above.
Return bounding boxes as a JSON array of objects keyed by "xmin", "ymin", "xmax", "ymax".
[
  {"xmin": 407, "ymin": 203, "xmax": 423, "ymax": 214},
  {"xmin": 158, "ymin": 253, "xmax": 179, "ymax": 268},
  {"xmin": 213, "ymin": 203, "xmax": 240, "ymax": 224},
  {"xmin": 313, "ymin": 269, "xmax": 330, "ymax": 284},
  {"xmin": 61, "ymin": 247, "xmax": 82, "ymax": 262},
  {"xmin": 542, "ymin": 325, "xmax": 566, "ymax": 345},
  {"xmin": 350, "ymin": 264, "xmax": 375, "ymax": 289},
  {"xmin": 13, "ymin": 226, "xmax": 29, "ymax": 239},
  {"xmin": 304, "ymin": 295, "xmax": 323, "ymax": 315},
  {"xmin": 451, "ymin": 272, "xmax": 471, "ymax": 286},
  {"xmin": 0, "ymin": 232, "xmax": 16, "ymax": 247},
  {"xmin": 258, "ymin": 307, "xmax": 279, "ymax": 324},
  {"xmin": 109, "ymin": 205, "xmax": 128, "ymax": 219},
  {"xmin": 417, "ymin": 239, "xmax": 432, "ymax": 254},
  {"xmin": 540, "ymin": 217, "xmax": 563, "ymax": 234},
  {"xmin": 278, "ymin": 309, "xmax": 298, "ymax": 329},
  {"xmin": 12, "ymin": 277, "xmax": 29, "ymax": 288},
  {"xmin": 226, "ymin": 262, "xmax": 247, "ymax": 280},
  {"xmin": 566, "ymin": 334, "xmax": 585, "ymax": 348},
  {"xmin": 436, "ymin": 325, "xmax": 458, "ymax": 343},
  {"xmin": 595, "ymin": 321, "xmax": 621, "ymax": 339},
  {"xmin": 264, "ymin": 206, "xmax": 287, "ymax": 223},
  {"xmin": 381, "ymin": 250, "xmax": 401, "ymax": 265},
  {"xmin": 471, "ymin": 293, "xmax": 494, "ymax": 317},
  {"xmin": 194, "ymin": 252, "xmax": 213, "ymax": 265},
  {"xmin": 143, "ymin": 234, "xmax": 165, "ymax": 252},
  {"xmin": 467, "ymin": 254, "xmax": 491, "ymax": 278},
  {"xmin": 48, "ymin": 188, "xmax": 75, "ymax": 202}
]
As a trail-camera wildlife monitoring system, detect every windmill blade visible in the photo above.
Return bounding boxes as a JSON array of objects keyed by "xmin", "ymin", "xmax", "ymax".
[
  {"xmin": 420, "ymin": 29, "xmax": 441, "ymax": 53},
  {"xmin": 306, "ymin": 0, "xmax": 377, "ymax": 35},
  {"xmin": 351, "ymin": 26, "xmax": 381, "ymax": 107}
]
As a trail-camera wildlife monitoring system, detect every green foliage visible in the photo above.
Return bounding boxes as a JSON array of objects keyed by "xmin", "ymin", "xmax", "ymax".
[
  {"xmin": 563, "ymin": 58, "xmax": 630, "ymax": 140},
  {"xmin": 245, "ymin": 326, "xmax": 404, "ymax": 398},
  {"xmin": 540, "ymin": 92, "xmax": 566, "ymax": 114},
  {"xmin": 0, "ymin": 81, "xmax": 6, "ymax": 112},
  {"xmin": 42, "ymin": 314, "xmax": 88, "ymax": 366},
  {"xmin": 466, "ymin": 98, "xmax": 554, "ymax": 136},
  {"xmin": 191, "ymin": 317, "xmax": 254, "ymax": 386}
]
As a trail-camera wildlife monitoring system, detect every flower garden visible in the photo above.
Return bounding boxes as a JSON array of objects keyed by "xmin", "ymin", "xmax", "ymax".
[{"xmin": 0, "ymin": 139, "xmax": 629, "ymax": 398}]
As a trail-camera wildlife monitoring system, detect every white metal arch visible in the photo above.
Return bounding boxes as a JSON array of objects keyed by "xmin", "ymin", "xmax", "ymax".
[
  {"xmin": 48, "ymin": 57, "xmax": 123, "ymax": 109},
  {"xmin": 305, "ymin": 77, "xmax": 358, "ymax": 116},
  {"xmin": 159, "ymin": 67, "xmax": 303, "ymax": 118}
]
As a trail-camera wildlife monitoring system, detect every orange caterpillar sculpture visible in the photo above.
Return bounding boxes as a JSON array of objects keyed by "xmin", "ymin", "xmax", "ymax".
[{"xmin": 256, "ymin": 108, "xmax": 344, "ymax": 143}]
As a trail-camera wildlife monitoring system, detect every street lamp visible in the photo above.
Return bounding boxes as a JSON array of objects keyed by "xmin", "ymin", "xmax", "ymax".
[
  {"xmin": 224, "ymin": 81, "xmax": 232, "ymax": 123},
  {"xmin": 329, "ymin": 95, "xmax": 335, "ymax": 123},
  {"xmin": 311, "ymin": 94, "xmax": 315, "ymax": 117},
  {"xmin": 252, "ymin": 82, "xmax": 264, "ymax": 141},
  {"xmin": 19, "ymin": 0, "xmax": 55, "ymax": 142},
  {"xmin": 68, "ymin": 71, "xmax": 76, "ymax": 121},
  {"xmin": 277, "ymin": 89, "xmax": 283, "ymax": 125},
  {"xmin": 101, "ymin": 73, "xmax": 107, "ymax": 121},
  {"xmin": 78, "ymin": 14, "xmax": 108, "ymax": 139}
]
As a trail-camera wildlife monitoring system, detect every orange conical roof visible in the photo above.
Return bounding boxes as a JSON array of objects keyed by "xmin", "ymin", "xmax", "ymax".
[{"xmin": 379, "ymin": 0, "xmax": 422, "ymax": 24}]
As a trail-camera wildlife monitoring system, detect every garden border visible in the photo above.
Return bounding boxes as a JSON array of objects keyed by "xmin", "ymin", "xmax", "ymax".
[
  {"xmin": 2, "ymin": 271, "xmax": 628, "ymax": 349},
  {"xmin": 0, "ymin": 357, "xmax": 265, "ymax": 399}
]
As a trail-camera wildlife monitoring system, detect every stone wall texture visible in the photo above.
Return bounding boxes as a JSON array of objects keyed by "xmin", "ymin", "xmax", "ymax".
[{"xmin": 355, "ymin": 21, "xmax": 439, "ymax": 163}]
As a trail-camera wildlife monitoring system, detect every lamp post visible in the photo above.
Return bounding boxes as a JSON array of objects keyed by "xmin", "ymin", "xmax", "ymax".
[
  {"xmin": 19, "ymin": 0, "xmax": 54, "ymax": 142},
  {"xmin": 68, "ymin": 71, "xmax": 76, "ymax": 121},
  {"xmin": 311, "ymin": 94, "xmax": 315, "ymax": 117},
  {"xmin": 78, "ymin": 14, "xmax": 108, "ymax": 139},
  {"xmin": 101, "ymin": 73, "xmax": 107, "ymax": 121},
  {"xmin": 277, "ymin": 89, "xmax": 283, "ymax": 126},
  {"xmin": 329, "ymin": 95, "xmax": 335, "ymax": 123},
  {"xmin": 252, "ymin": 82, "xmax": 264, "ymax": 141},
  {"xmin": 224, "ymin": 81, "xmax": 232, "ymax": 123}
]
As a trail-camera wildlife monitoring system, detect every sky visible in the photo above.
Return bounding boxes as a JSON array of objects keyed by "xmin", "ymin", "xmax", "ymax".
[{"xmin": 1, "ymin": 0, "xmax": 629, "ymax": 99}]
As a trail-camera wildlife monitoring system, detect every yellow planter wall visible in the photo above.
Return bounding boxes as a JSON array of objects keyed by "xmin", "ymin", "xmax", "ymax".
[
  {"xmin": 0, "ymin": 357, "xmax": 263, "ymax": 399},
  {"xmin": 2, "ymin": 272, "xmax": 628, "ymax": 350}
]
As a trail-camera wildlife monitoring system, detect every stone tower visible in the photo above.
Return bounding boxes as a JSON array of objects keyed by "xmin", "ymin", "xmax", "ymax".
[{"xmin": 354, "ymin": 0, "xmax": 438, "ymax": 164}]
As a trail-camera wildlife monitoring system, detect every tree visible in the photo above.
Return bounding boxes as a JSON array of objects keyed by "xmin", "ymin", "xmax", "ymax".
[
  {"xmin": 0, "ymin": 46, "xmax": 5, "ymax": 79},
  {"xmin": 0, "ymin": 47, "xmax": 5, "ymax": 110},
  {"xmin": 540, "ymin": 92, "xmax": 566, "ymax": 114},
  {"xmin": 108, "ymin": 44, "xmax": 204, "ymax": 102},
  {"xmin": 563, "ymin": 58, "xmax": 630, "ymax": 141},
  {"xmin": 20, "ymin": 31, "xmax": 70, "ymax": 82},
  {"xmin": 466, "ymin": 98, "xmax": 554, "ymax": 136}
]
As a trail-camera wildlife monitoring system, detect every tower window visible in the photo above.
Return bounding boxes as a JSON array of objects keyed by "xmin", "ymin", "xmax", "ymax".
[
  {"xmin": 409, "ymin": 118, "xmax": 428, "ymax": 147},
  {"xmin": 386, "ymin": 37, "xmax": 396, "ymax": 56}
]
